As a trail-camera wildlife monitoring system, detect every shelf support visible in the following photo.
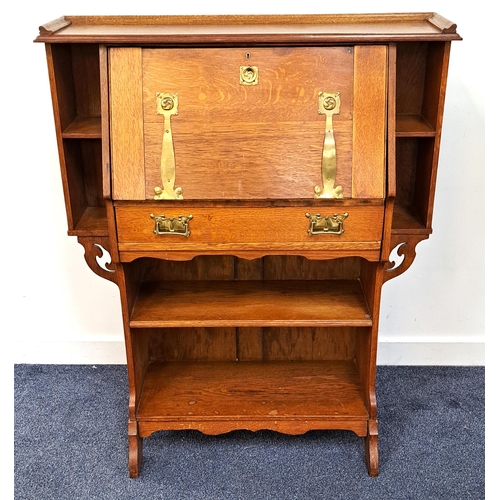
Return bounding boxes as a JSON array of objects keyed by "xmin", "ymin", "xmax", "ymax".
[
  {"xmin": 77, "ymin": 236, "xmax": 119, "ymax": 285},
  {"xmin": 384, "ymin": 234, "xmax": 429, "ymax": 283}
]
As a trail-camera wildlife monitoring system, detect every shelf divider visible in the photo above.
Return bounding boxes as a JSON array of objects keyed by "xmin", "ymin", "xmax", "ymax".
[
  {"xmin": 62, "ymin": 116, "xmax": 102, "ymax": 139},
  {"xmin": 396, "ymin": 114, "xmax": 436, "ymax": 137}
]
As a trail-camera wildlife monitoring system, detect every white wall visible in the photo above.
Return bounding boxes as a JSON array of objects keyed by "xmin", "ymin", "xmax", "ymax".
[{"xmin": 5, "ymin": 1, "xmax": 485, "ymax": 365}]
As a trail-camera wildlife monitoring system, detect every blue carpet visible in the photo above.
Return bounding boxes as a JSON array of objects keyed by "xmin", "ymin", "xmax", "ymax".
[{"xmin": 14, "ymin": 365, "xmax": 484, "ymax": 499}]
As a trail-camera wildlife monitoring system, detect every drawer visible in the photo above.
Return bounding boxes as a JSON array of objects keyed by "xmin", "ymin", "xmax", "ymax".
[{"xmin": 115, "ymin": 204, "xmax": 384, "ymax": 260}]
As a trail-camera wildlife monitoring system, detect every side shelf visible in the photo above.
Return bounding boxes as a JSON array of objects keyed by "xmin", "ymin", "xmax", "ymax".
[
  {"xmin": 62, "ymin": 116, "xmax": 102, "ymax": 139},
  {"xmin": 45, "ymin": 43, "xmax": 108, "ymax": 236},
  {"xmin": 69, "ymin": 206, "xmax": 108, "ymax": 236},
  {"xmin": 393, "ymin": 41, "xmax": 452, "ymax": 234}
]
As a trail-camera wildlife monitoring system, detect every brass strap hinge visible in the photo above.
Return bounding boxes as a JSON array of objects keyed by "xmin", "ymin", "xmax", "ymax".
[
  {"xmin": 315, "ymin": 92, "xmax": 343, "ymax": 199},
  {"xmin": 154, "ymin": 92, "xmax": 183, "ymax": 200}
]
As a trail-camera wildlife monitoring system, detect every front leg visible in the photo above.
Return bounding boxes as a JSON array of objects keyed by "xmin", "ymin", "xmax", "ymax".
[
  {"xmin": 128, "ymin": 420, "xmax": 143, "ymax": 478},
  {"xmin": 364, "ymin": 419, "xmax": 379, "ymax": 477}
]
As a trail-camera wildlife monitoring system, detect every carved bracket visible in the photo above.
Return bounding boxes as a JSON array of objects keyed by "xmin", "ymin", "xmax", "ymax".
[
  {"xmin": 78, "ymin": 236, "xmax": 119, "ymax": 285},
  {"xmin": 384, "ymin": 234, "xmax": 429, "ymax": 283}
]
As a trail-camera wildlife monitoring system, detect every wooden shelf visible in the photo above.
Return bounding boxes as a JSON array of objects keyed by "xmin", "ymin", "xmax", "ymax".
[
  {"xmin": 130, "ymin": 280, "xmax": 373, "ymax": 329},
  {"xmin": 68, "ymin": 206, "xmax": 108, "ymax": 236},
  {"xmin": 137, "ymin": 360, "xmax": 369, "ymax": 435},
  {"xmin": 62, "ymin": 116, "xmax": 101, "ymax": 139},
  {"xmin": 391, "ymin": 204, "xmax": 430, "ymax": 234},
  {"xmin": 396, "ymin": 114, "xmax": 436, "ymax": 137}
]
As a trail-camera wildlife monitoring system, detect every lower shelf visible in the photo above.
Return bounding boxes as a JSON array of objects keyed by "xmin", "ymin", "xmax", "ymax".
[{"xmin": 137, "ymin": 360, "xmax": 369, "ymax": 437}]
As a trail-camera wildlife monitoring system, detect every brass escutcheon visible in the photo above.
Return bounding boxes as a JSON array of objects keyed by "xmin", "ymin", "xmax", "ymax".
[{"xmin": 305, "ymin": 212, "xmax": 348, "ymax": 235}]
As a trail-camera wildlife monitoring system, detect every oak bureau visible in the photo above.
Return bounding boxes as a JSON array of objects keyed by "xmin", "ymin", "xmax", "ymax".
[{"xmin": 35, "ymin": 13, "xmax": 461, "ymax": 477}]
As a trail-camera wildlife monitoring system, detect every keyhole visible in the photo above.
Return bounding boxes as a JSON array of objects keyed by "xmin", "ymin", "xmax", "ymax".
[{"xmin": 246, "ymin": 52, "xmax": 251, "ymax": 59}]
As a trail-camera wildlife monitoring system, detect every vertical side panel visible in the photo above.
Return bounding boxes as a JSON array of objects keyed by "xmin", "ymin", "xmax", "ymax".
[
  {"xmin": 100, "ymin": 45, "xmax": 111, "ymax": 200},
  {"xmin": 381, "ymin": 44, "xmax": 397, "ymax": 262},
  {"xmin": 415, "ymin": 41, "xmax": 451, "ymax": 228},
  {"xmin": 109, "ymin": 48, "xmax": 145, "ymax": 200},
  {"xmin": 352, "ymin": 46, "xmax": 387, "ymax": 199}
]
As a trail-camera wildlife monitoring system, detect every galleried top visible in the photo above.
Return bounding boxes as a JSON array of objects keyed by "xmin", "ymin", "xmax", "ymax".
[{"xmin": 35, "ymin": 13, "xmax": 461, "ymax": 45}]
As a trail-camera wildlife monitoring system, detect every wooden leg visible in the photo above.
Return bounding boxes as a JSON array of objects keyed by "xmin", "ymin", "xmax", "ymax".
[
  {"xmin": 128, "ymin": 420, "xmax": 143, "ymax": 478},
  {"xmin": 364, "ymin": 420, "xmax": 379, "ymax": 477}
]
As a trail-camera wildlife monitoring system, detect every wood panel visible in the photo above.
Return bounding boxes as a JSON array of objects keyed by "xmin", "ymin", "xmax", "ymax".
[
  {"xmin": 48, "ymin": 44, "xmax": 77, "ymax": 132},
  {"xmin": 395, "ymin": 42, "xmax": 428, "ymax": 116},
  {"xmin": 352, "ymin": 45, "xmax": 387, "ymax": 198},
  {"xmin": 109, "ymin": 48, "xmax": 145, "ymax": 199},
  {"xmin": 144, "ymin": 122, "xmax": 353, "ymax": 200},
  {"xmin": 71, "ymin": 44, "xmax": 101, "ymax": 119},
  {"xmin": 137, "ymin": 255, "xmax": 236, "ymax": 281},
  {"xmin": 261, "ymin": 327, "xmax": 356, "ymax": 361},
  {"xmin": 146, "ymin": 328, "xmax": 236, "ymax": 362},
  {"xmin": 80, "ymin": 139, "xmax": 104, "ymax": 208},
  {"xmin": 263, "ymin": 255, "xmax": 361, "ymax": 280},
  {"xmin": 61, "ymin": 140, "xmax": 90, "ymax": 227},
  {"xmin": 142, "ymin": 47, "xmax": 354, "ymax": 200}
]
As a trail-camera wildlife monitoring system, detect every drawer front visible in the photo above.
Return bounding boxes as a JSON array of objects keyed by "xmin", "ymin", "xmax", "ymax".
[{"xmin": 115, "ymin": 205, "xmax": 384, "ymax": 257}]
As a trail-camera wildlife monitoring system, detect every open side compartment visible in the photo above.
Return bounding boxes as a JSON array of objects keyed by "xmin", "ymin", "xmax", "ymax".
[
  {"xmin": 46, "ymin": 43, "xmax": 108, "ymax": 235},
  {"xmin": 393, "ymin": 41, "xmax": 451, "ymax": 233}
]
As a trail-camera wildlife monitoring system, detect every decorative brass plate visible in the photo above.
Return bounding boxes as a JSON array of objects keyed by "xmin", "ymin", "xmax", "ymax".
[
  {"xmin": 150, "ymin": 214, "xmax": 193, "ymax": 237},
  {"xmin": 315, "ymin": 91, "xmax": 343, "ymax": 199},
  {"xmin": 154, "ymin": 92, "xmax": 183, "ymax": 200},
  {"xmin": 240, "ymin": 66, "xmax": 259, "ymax": 85},
  {"xmin": 305, "ymin": 212, "xmax": 348, "ymax": 235}
]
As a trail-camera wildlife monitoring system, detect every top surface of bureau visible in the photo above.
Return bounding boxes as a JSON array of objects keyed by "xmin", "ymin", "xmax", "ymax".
[{"xmin": 35, "ymin": 13, "xmax": 461, "ymax": 44}]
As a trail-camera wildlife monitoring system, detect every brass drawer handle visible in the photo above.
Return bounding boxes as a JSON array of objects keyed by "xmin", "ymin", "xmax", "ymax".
[
  {"xmin": 314, "ymin": 92, "xmax": 343, "ymax": 199},
  {"xmin": 150, "ymin": 214, "xmax": 193, "ymax": 237},
  {"xmin": 305, "ymin": 212, "xmax": 348, "ymax": 235}
]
